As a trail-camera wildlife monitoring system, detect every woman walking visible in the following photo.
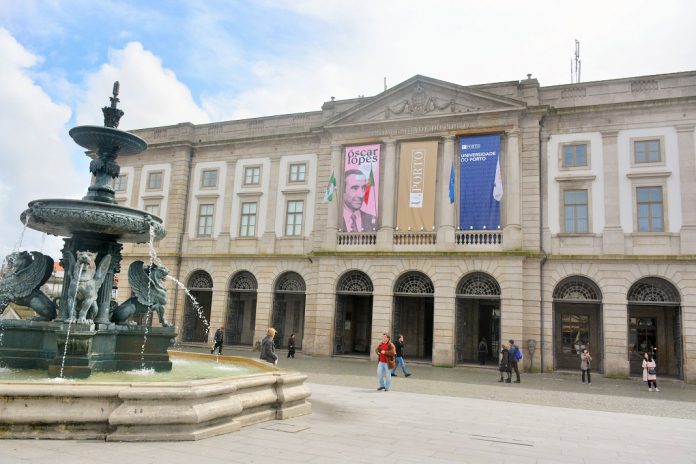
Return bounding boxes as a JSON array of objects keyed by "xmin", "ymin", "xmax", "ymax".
[
  {"xmin": 642, "ymin": 352, "xmax": 659, "ymax": 391},
  {"xmin": 498, "ymin": 343, "xmax": 511, "ymax": 383},
  {"xmin": 580, "ymin": 349, "xmax": 592, "ymax": 384}
]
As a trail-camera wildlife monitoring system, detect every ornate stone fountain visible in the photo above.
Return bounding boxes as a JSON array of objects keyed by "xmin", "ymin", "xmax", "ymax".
[
  {"xmin": 0, "ymin": 82, "xmax": 173, "ymax": 377},
  {"xmin": 0, "ymin": 84, "xmax": 311, "ymax": 440}
]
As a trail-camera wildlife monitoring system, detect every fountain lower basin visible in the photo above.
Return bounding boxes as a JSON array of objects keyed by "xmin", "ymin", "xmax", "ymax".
[{"xmin": 0, "ymin": 351, "xmax": 311, "ymax": 441}]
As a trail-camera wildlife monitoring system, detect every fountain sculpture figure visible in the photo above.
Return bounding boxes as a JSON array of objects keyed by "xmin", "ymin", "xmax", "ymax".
[{"xmin": 0, "ymin": 82, "xmax": 173, "ymax": 377}]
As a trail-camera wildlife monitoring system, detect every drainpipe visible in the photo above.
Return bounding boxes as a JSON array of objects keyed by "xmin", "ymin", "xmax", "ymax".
[
  {"xmin": 172, "ymin": 145, "xmax": 195, "ymax": 331},
  {"xmin": 538, "ymin": 114, "xmax": 547, "ymax": 373}
]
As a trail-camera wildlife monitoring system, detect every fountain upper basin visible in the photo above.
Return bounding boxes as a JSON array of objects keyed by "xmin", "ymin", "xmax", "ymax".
[
  {"xmin": 69, "ymin": 125, "xmax": 147, "ymax": 154},
  {"xmin": 21, "ymin": 198, "xmax": 166, "ymax": 243}
]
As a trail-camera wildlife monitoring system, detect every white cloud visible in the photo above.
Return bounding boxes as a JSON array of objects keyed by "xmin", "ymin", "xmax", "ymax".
[
  {"xmin": 0, "ymin": 28, "xmax": 82, "ymax": 259},
  {"xmin": 75, "ymin": 42, "xmax": 210, "ymax": 130}
]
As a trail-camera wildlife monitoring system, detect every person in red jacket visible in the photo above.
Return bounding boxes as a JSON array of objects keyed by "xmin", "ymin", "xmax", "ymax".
[{"xmin": 375, "ymin": 333, "xmax": 396, "ymax": 391}]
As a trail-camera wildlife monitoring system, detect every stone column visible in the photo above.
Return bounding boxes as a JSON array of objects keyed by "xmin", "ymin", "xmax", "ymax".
[
  {"xmin": 259, "ymin": 158, "xmax": 279, "ymax": 253},
  {"xmin": 437, "ymin": 136, "xmax": 456, "ymax": 248},
  {"xmin": 323, "ymin": 144, "xmax": 342, "ymax": 249},
  {"xmin": 677, "ymin": 125, "xmax": 696, "ymax": 253},
  {"xmin": 601, "ymin": 131, "xmax": 624, "ymax": 254},
  {"xmin": 377, "ymin": 139, "xmax": 396, "ymax": 250},
  {"xmin": 503, "ymin": 130, "xmax": 522, "ymax": 249},
  {"xmin": 681, "ymin": 303, "xmax": 696, "ymax": 384},
  {"xmin": 602, "ymin": 301, "xmax": 629, "ymax": 377},
  {"xmin": 432, "ymin": 294, "xmax": 455, "ymax": 366}
]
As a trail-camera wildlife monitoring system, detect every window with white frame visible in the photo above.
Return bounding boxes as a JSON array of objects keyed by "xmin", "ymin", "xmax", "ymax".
[
  {"xmin": 288, "ymin": 163, "xmax": 307, "ymax": 183},
  {"xmin": 144, "ymin": 203, "xmax": 161, "ymax": 217},
  {"xmin": 244, "ymin": 166, "xmax": 261, "ymax": 185},
  {"xmin": 636, "ymin": 186, "xmax": 664, "ymax": 232},
  {"xmin": 562, "ymin": 143, "xmax": 588, "ymax": 168},
  {"xmin": 634, "ymin": 139, "xmax": 661, "ymax": 164},
  {"xmin": 147, "ymin": 171, "xmax": 163, "ymax": 190},
  {"xmin": 113, "ymin": 174, "xmax": 127, "ymax": 191},
  {"xmin": 197, "ymin": 204, "xmax": 214, "ymax": 236},
  {"xmin": 285, "ymin": 200, "xmax": 304, "ymax": 236},
  {"xmin": 240, "ymin": 202, "xmax": 257, "ymax": 237},
  {"xmin": 563, "ymin": 189, "xmax": 589, "ymax": 233},
  {"xmin": 201, "ymin": 169, "xmax": 218, "ymax": 188}
]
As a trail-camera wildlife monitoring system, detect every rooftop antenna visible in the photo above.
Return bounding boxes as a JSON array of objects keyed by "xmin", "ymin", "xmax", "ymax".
[
  {"xmin": 384, "ymin": 77, "xmax": 387, "ymax": 91},
  {"xmin": 571, "ymin": 39, "xmax": 581, "ymax": 83}
]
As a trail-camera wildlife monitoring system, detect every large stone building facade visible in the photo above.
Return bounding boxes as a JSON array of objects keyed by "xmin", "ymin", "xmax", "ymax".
[{"xmin": 114, "ymin": 71, "xmax": 696, "ymax": 382}]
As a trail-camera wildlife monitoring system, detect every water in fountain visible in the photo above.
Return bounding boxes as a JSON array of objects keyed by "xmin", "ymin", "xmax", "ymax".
[
  {"xmin": 11, "ymin": 212, "xmax": 31, "ymax": 255},
  {"xmin": 0, "ymin": 214, "xmax": 32, "ymax": 350},
  {"xmin": 59, "ymin": 263, "xmax": 84, "ymax": 378},
  {"xmin": 138, "ymin": 223, "xmax": 158, "ymax": 370}
]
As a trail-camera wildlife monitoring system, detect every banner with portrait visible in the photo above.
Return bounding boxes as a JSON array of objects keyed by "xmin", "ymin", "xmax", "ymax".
[
  {"xmin": 396, "ymin": 140, "xmax": 438, "ymax": 231},
  {"xmin": 341, "ymin": 144, "xmax": 380, "ymax": 232},
  {"xmin": 459, "ymin": 134, "xmax": 503, "ymax": 230}
]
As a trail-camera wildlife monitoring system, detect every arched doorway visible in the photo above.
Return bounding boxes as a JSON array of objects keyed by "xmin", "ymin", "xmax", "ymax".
[
  {"xmin": 226, "ymin": 271, "xmax": 257, "ymax": 346},
  {"xmin": 333, "ymin": 271, "xmax": 373, "ymax": 355},
  {"xmin": 553, "ymin": 276, "xmax": 603, "ymax": 371},
  {"xmin": 392, "ymin": 272, "xmax": 434, "ymax": 360},
  {"xmin": 272, "ymin": 272, "xmax": 306, "ymax": 350},
  {"xmin": 455, "ymin": 272, "xmax": 501, "ymax": 365},
  {"xmin": 183, "ymin": 270, "xmax": 213, "ymax": 343},
  {"xmin": 627, "ymin": 277, "xmax": 682, "ymax": 378}
]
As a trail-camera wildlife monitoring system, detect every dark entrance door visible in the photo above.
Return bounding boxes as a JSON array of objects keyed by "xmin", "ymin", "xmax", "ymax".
[
  {"xmin": 628, "ymin": 306, "xmax": 681, "ymax": 377},
  {"xmin": 393, "ymin": 296, "xmax": 434, "ymax": 359},
  {"xmin": 334, "ymin": 295, "xmax": 373, "ymax": 355},
  {"xmin": 455, "ymin": 299, "xmax": 500, "ymax": 364},
  {"xmin": 183, "ymin": 271, "xmax": 214, "ymax": 343},
  {"xmin": 554, "ymin": 303, "xmax": 600, "ymax": 370}
]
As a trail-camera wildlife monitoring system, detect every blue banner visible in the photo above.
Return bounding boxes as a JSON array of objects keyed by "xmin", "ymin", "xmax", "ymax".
[{"xmin": 459, "ymin": 134, "xmax": 502, "ymax": 230}]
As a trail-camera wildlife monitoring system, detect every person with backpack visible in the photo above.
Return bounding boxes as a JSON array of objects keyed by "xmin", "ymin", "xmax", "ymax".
[
  {"xmin": 478, "ymin": 338, "xmax": 489, "ymax": 365},
  {"xmin": 287, "ymin": 333, "xmax": 296, "ymax": 359},
  {"xmin": 508, "ymin": 339, "xmax": 522, "ymax": 383},
  {"xmin": 211, "ymin": 327, "xmax": 224, "ymax": 355}
]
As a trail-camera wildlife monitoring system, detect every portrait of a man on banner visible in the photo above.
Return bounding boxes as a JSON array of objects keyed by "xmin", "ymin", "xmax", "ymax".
[{"xmin": 341, "ymin": 144, "xmax": 380, "ymax": 232}]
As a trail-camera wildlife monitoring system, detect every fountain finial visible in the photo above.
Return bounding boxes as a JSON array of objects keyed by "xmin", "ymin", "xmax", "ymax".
[{"xmin": 102, "ymin": 81, "xmax": 125, "ymax": 128}]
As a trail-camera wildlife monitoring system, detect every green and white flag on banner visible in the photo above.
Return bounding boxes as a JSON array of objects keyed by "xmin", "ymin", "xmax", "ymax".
[{"xmin": 323, "ymin": 170, "xmax": 336, "ymax": 202}]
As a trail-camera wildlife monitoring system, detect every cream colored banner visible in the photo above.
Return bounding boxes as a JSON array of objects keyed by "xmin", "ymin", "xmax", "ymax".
[{"xmin": 396, "ymin": 140, "xmax": 438, "ymax": 231}]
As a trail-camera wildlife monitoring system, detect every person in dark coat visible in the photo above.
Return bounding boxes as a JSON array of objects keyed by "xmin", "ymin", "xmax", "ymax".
[
  {"xmin": 287, "ymin": 333, "xmax": 296, "ymax": 358},
  {"xmin": 498, "ymin": 343, "xmax": 511, "ymax": 383},
  {"xmin": 478, "ymin": 338, "xmax": 489, "ymax": 365},
  {"xmin": 211, "ymin": 327, "xmax": 224, "ymax": 355}
]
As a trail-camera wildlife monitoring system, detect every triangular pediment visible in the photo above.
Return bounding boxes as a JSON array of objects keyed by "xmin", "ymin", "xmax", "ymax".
[{"xmin": 325, "ymin": 75, "xmax": 526, "ymax": 127}]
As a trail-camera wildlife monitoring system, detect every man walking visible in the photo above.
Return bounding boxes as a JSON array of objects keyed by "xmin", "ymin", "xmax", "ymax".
[
  {"xmin": 375, "ymin": 333, "xmax": 396, "ymax": 391},
  {"xmin": 508, "ymin": 339, "xmax": 521, "ymax": 383},
  {"xmin": 211, "ymin": 327, "xmax": 224, "ymax": 355},
  {"xmin": 391, "ymin": 334, "xmax": 411, "ymax": 377}
]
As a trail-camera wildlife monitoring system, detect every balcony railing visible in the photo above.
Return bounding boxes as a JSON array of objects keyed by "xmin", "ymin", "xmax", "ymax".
[
  {"xmin": 393, "ymin": 231, "xmax": 436, "ymax": 246},
  {"xmin": 337, "ymin": 232, "xmax": 377, "ymax": 246},
  {"xmin": 455, "ymin": 230, "xmax": 503, "ymax": 245}
]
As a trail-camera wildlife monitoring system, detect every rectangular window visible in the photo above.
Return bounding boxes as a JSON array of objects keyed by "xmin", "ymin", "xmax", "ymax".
[
  {"xmin": 563, "ymin": 189, "xmax": 588, "ymax": 233},
  {"xmin": 240, "ymin": 202, "xmax": 257, "ymax": 237},
  {"xmin": 285, "ymin": 200, "xmax": 304, "ymax": 236},
  {"xmin": 201, "ymin": 169, "xmax": 218, "ymax": 188},
  {"xmin": 147, "ymin": 171, "xmax": 163, "ymax": 190},
  {"xmin": 113, "ymin": 174, "xmax": 127, "ymax": 192},
  {"xmin": 144, "ymin": 204, "xmax": 160, "ymax": 217},
  {"xmin": 197, "ymin": 204, "xmax": 214, "ymax": 237},
  {"xmin": 634, "ymin": 140, "xmax": 661, "ymax": 163},
  {"xmin": 562, "ymin": 144, "xmax": 588, "ymax": 168},
  {"xmin": 636, "ymin": 186, "xmax": 664, "ymax": 232},
  {"xmin": 288, "ymin": 163, "xmax": 306, "ymax": 183},
  {"xmin": 244, "ymin": 166, "xmax": 261, "ymax": 185}
]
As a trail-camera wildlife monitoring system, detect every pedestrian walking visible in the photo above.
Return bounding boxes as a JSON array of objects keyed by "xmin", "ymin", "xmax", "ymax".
[
  {"xmin": 580, "ymin": 349, "xmax": 592, "ymax": 384},
  {"xmin": 260, "ymin": 328, "xmax": 278, "ymax": 366},
  {"xmin": 390, "ymin": 334, "xmax": 411, "ymax": 377},
  {"xmin": 478, "ymin": 338, "xmax": 489, "ymax": 365},
  {"xmin": 375, "ymin": 333, "xmax": 396, "ymax": 391},
  {"xmin": 211, "ymin": 327, "xmax": 224, "ymax": 355},
  {"xmin": 287, "ymin": 333, "xmax": 296, "ymax": 358},
  {"xmin": 498, "ymin": 343, "xmax": 511, "ymax": 383},
  {"xmin": 508, "ymin": 339, "xmax": 521, "ymax": 383},
  {"xmin": 642, "ymin": 352, "xmax": 659, "ymax": 392}
]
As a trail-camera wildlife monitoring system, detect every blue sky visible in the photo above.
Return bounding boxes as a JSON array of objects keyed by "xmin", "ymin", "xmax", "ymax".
[{"xmin": 1, "ymin": 0, "xmax": 695, "ymax": 258}]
